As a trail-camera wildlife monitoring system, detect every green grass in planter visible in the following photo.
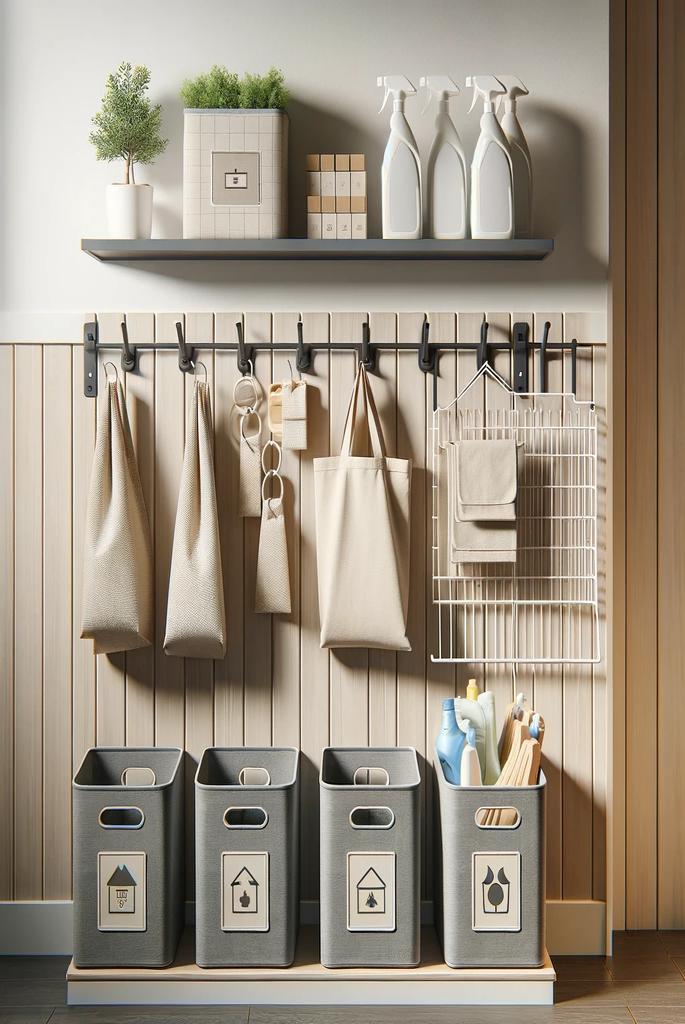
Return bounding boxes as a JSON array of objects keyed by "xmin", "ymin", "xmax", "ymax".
[{"xmin": 181, "ymin": 66, "xmax": 288, "ymax": 110}]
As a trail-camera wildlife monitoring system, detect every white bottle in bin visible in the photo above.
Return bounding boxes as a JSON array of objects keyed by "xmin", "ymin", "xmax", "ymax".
[
  {"xmin": 377, "ymin": 75, "xmax": 422, "ymax": 239},
  {"xmin": 420, "ymin": 75, "xmax": 468, "ymax": 239},
  {"xmin": 466, "ymin": 75, "xmax": 513, "ymax": 239}
]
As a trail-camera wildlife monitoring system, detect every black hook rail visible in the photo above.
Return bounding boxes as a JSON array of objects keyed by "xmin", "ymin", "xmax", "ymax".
[{"xmin": 83, "ymin": 318, "xmax": 581, "ymax": 407}]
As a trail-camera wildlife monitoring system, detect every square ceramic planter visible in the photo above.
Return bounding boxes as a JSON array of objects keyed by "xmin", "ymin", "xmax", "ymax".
[{"xmin": 183, "ymin": 109, "xmax": 288, "ymax": 239}]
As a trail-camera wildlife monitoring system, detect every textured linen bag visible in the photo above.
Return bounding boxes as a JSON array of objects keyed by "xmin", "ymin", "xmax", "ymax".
[
  {"xmin": 81, "ymin": 373, "xmax": 153, "ymax": 654},
  {"xmin": 314, "ymin": 363, "xmax": 412, "ymax": 650},
  {"xmin": 164, "ymin": 379, "xmax": 226, "ymax": 658}
]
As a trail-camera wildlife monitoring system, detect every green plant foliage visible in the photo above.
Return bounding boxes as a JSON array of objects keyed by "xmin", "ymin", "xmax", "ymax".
[
  {"xmin": 180, "ymin": 65, "xmax": 288, "ymax": 110},
  {"xmin": 90, "ymin": 62, "xmax": 168, "ymax": 183}
]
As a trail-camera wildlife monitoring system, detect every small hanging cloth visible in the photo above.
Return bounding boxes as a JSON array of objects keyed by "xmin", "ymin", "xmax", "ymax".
[
  {"xmin": 254, "ymin": 440, "xmax": 291, "ymax": 614},
  {"xmin": 80, "ymin": 366, "xmax": 153, "ymax": 654},
  {"xmin": 164, "ymin": 375, "xmax": 226, "ymax": 658}
]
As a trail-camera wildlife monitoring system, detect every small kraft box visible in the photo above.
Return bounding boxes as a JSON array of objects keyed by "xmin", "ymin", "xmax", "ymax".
[
  {"xmin": 434, "ymin": 756, "xmax": 546, "ymax": 968},
  {"xmin": 183, "ymin": 109, "xmax": 288, "ymax": 239},
  {"xmin": 72, "ymin": 747, "xmax": 184, "ymax": 968},
  {"xmin": 195, "ymin": 747, "xmax": 300, "ymax": 967},
  {"xmin": 319, "ymin": 747, "xmax": 421, "ymax": 968}
]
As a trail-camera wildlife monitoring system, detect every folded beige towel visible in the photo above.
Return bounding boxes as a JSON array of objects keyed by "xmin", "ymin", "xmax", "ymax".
[
  {"xmin": 455, "ymin": 439, "xmax": 518, "ymax": 521},
  {"xmin": 447, "ymin": 440, "xmax": 522, "ymax": 566}
]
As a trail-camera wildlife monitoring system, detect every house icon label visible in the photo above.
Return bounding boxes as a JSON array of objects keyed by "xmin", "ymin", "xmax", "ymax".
[
  {"xmin": 231, "ymin": 866, "xmax": 259, "ymax": 914},
  {"xmin": 106, "ymin": 864, "xmax": 137, "ymax": 914},
  {"xmin": 356, "ymin": 867, "xmax": 386, "ymax": 914}
]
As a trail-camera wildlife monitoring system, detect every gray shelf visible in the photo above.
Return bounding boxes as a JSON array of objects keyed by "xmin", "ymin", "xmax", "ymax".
[{"xmin": 81, "ymin": 238, "xmax": 554, "ymax": 263}]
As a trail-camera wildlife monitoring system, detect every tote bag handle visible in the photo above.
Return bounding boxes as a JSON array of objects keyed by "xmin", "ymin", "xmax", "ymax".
[{"xmin": 340, "ymin": 363, "xmax": 386, "ymax": 459}]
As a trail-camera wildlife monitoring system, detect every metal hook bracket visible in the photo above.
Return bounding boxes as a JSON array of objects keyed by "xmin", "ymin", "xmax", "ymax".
[
  {"xmin": 360, "ymin": 322, "xmax": 376, "ymax": 371},
  {"xmin": 120, "ymin": 321, "xmax": 137, "ymax": 374},
  {"xmin": 513, "ymin": 321, "xmax": 529, "ymax": 393},
  {"xmin": 295, "ymin": 319, "xmax": 312, "ymax": 373},
  {"xmin": 83, "ymin": 321, "xmax": 98, "ymax": 398},
  {"xmin": 418, "ymin": 318, "xmax": 435, "ymax": 372},
  {"xmin": 236, "ymin": 321, "xmax": 255, "ymax": 375},
  {"xmin": 175, "ymin": 321, "xmax": 195, "ymax": 373},
  {"xmin": 477, "ymin": 321, "xmax": 490, "ymax": 370}
]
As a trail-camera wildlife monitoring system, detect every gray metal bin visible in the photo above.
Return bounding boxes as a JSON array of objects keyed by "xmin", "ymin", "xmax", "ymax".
[
  {"xmin": 195, "ymin": 747, "xmax": 299, "ymax": 967},
  {"xmin": 319, "ymin": 746, "xmax": 421, "ymax": 968},
  {"xmin": 434, "ymin": 755, "xmax": 546, "ymax": 967},
  {"xmin": 72, "ymin": 747, "xmax": 184, "ymax": 968}
]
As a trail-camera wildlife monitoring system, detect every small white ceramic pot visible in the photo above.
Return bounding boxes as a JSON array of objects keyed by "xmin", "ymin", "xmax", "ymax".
[{"xmin": 105, "ymin": 183, "xmax": 153, "ymax": 239}]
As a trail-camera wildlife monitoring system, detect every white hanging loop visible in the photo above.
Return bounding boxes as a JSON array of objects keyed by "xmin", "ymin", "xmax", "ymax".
[
  {"xmin": 261, "ymin": 438, "xmax": 282, "ymax": 475},
  {"xmin": 261, "ymin": 468, "xmax": 284, "ymax": 505},
  {"xmin": 233, "ymin": 365, "xmax": 260, "ymax": 413},
  {"xmin": 103, "ymin": 361, "xmax": 119, "ymax": 384}
]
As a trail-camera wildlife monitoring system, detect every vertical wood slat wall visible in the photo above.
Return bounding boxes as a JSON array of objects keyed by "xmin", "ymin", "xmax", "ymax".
[
  {"xmin": 612, "ymin": 0, "xmax": 685, "ymax": 930},
  {"xmin": 0, "ymin": 311, "xmax": 605, "ymax": 904}
]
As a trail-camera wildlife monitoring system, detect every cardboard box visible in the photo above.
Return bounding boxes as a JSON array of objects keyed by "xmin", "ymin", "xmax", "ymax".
[
  {"xmin": 320, "ymin": 171, "xmax": 335, "ymax": 196},
  {"xmin": 335, "ymin": 154, "xmax": 350, "ymax": 171},
  {"xmin": 307, "ymin": 195, "xmax": 322, "ymax": 213},
  {"xmin": 306, "ymin": 154, "xmax": 320, "ymax": 171},
  {"xmin": 352, "ymin": 213, "xmax": 367, "ymax": 239},
  {"xmin": 322, "ymin": 212, "xmax": 336, "ymax": 238},
  {"xmin": 336, "ymin": 196, "xmax": 351, "ymax": 213},
  {"xmin": 350, "ymin": 170, "xmax": 367, "ymax": 197},
  {"xmin": 308, "ymin": 213, "xmax": 322, "ymax": 239},
  {"xmin": 336, "ymin": 214, "xmax": 352, "ymax": 239},
  {"xmin": 320, "ymin": 154, "xmax": 335, "ymax": 172},
  {"xmin": 307, "ymin": 171, "xmax": 321, "ymax": 196},
  {"xmin": 350, "ymin": 195, "xmax": 367, "ymax": 213},
  {"xmin": 350, "ymin": 154, "xmax": 365, "ymax": 171},
  {"xmin": 321, "ymin": 196, "xmax": 336, "ymax": 213},
  {"xmin": 335, "ymin": 171, "xmax": 351, "ymax": 196}
]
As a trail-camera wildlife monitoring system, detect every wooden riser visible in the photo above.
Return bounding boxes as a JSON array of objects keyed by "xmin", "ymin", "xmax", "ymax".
[{"xmin": 67, "ymin": 926, "xmax": 555, "ymax": 1006}]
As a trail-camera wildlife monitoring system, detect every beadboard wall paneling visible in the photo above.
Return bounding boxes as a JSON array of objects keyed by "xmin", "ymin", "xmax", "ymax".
[{"xmin": 0, "ymin": 312, "xmax": 606, "ymax": 903}]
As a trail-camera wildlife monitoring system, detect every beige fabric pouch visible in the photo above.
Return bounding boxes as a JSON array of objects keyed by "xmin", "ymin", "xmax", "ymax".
[{"xmin": 81, "ymin": 375, "xmax": 153, "ymax": 654}]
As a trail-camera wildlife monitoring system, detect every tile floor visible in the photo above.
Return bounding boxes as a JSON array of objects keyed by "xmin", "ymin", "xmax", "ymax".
[{"xmin": 3, "ymin": 932, "xmax": 685, "ymax": 1022}]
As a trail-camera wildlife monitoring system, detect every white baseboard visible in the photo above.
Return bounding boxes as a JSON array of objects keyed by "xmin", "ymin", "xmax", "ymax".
[{"xmin": 0, "ymin": 898, "xmax": 606, "ymax": 957}]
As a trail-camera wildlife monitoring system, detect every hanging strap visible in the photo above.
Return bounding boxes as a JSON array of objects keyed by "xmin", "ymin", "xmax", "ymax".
[{"xmin": 339, "ymin": 363, "xmax": 386, "ymax": 459}]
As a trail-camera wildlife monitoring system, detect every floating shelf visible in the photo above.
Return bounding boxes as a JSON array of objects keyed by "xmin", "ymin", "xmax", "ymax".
[
  {"xmin": 67, "ymin": 926, "xmax": 555, "ymax": 1007},
  {"xmin": 81, "ymin": 238, "xmax": 554, "ymax": 263}
]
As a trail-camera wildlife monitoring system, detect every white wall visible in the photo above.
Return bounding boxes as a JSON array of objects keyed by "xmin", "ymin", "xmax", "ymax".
[{"xmin": 0, "ymin": 0, "xmax": 608, "ymax": 340}]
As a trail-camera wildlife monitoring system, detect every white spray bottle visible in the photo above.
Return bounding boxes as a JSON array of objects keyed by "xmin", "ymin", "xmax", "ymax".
[
  {"xmin": 420, "ymin": 76, "xmax": 468, "ymax": 239},
  {"xmin": 465, "ymin": 75, "xmax": 513, "ymax": 240},
  {"xmin": 377, "ymin": 75, "xmax": 422, "ymax": 239},
  {"xmin": 498, "ymin": 76, "xmax": 532, "ymax": 237}
]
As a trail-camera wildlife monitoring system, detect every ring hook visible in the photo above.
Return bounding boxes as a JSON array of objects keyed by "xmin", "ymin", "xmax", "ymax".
[
  {"xmin": 103, "ymin": 361, "xmax": 119, "ymax": 384},
  {"xmin": 193, "ymin": 360, "xmax": 208, "ymax": 384},
  {"xmin": 261, "ymin": 438, "xmax": 283, "ymax": 475}
]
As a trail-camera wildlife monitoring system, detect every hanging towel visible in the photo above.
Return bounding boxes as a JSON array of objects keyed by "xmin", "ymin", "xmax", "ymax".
[
  {"xmin": 447, "ymin": 441, "xmax": 520, "ymax": 565},
  {"xmin": 282, "ymin": 379, "xmax": 308, "ymax": 450},
  {"xmin": 455, "ymin": 439, "xmax": 518, "ymax": 521},
  {"xmin": 238, "ymin": 411, "xmax": 262, "ymax": 518},
  {"xmin": 314, "ymin": 363, "xmax": 412, "ymax": 650},
  {"xmin": 164, "ymin": 380, "xmax": 226, "ymax": 659},
  {"xmin": 81, "ymin": 375, "xmax": 153, "ymax": 654},
  {"xmin": 255, "ymin": 493, "xmax": 291, "ymax": 614}
]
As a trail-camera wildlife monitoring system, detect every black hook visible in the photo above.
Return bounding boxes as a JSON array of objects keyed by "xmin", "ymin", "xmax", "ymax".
[
  {"xmin": 570, "ymin": 337, "xmax": 578, "ymax": 397},
  {"xmin": 360, "ymin": 321, "xmax": 376, "ymax": 371},
  {"xmin": 175, "ymin": 321, "xmax": 195, "ymax": 373},
  {"xmin": 120, "ymin": 321, "xmax": 137, "ymax": 373},
  {"xmin": 236, "ymin": 321, "xmax": 255, "ymax": 375},
  {"xmin": 477, "ymin": 320, "xmax": 490, "ymax": 369},
  {"xmin": 295, "ymin": 319, "xmax": 312, "ymax": 373},
  {"xmin": 538, "ymin": 320, "xmax": 551, "ymax": 393},
  {"xmin": 418, "ymin": 317, "xmax": 435, "ymax": 372}
]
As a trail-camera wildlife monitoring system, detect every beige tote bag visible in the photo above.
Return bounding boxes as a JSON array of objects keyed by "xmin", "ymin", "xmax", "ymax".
[
  {"xmin": 314, "ymin": 364, "xmax": 412, "ymax": 650},
  {"xmin": 81, "ymin": 372, "xmax": 153, "ymax": 654},
  {"xmin": 164, "ymin": 378, "xmax": 226, "ymax": 658}
]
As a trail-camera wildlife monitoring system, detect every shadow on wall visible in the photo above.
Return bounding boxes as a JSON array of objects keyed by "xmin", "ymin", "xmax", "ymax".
[{"xmin": 124, "ymin": 92, "xmax": 606, "ymax": 295}]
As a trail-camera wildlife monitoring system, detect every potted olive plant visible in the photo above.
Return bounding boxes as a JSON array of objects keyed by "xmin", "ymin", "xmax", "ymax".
[
  {"xmin": 90, "ymin": 62, "xmax": 168, "ymax": 239},
  {"xmin": 180, "ymin": 66, "xmax": 289, "ymax": 239}
]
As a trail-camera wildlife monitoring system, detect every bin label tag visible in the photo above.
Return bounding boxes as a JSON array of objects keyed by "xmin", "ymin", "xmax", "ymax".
[
  {"xmin": 347, "ymin": 851, "xmax": 396, "ymax": 932},
  {"xmin": 97, "ymin": 851, "xmax": 147, "ymax": 932},
  {"xmin": 221, "ymin": 851, "xmax": 269, "ymax": 932},
  {"xmin": 472, "ymin": 851, "xmax": 521, "ymax": 932}
]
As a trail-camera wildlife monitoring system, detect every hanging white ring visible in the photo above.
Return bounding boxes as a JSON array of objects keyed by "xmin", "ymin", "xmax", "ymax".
[
  {"xmin": 261, "ymin": 438, "xmax": 282, "ymax": 475},
  {"xmin": 261, "ymin": 468, "xmax": 284, "ymax": 504},
  {"xmin": 233, "ymin": 369, "xmax": 260, "ymax": 411},
  {"xmin": 193, "ymin": 360, "xmax": 208, "ymax": 384},
  {"xmin": 103, "ymin": 361, "xmax": 119, "ymax": 384},
  {"xmin": 240, "ymin": 409, "xmax": 262, "ymax": 441}
]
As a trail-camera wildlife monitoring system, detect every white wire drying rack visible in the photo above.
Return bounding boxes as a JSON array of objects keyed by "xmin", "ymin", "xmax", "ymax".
[{"xmin": 431, "ymin": 373, "xmax": 599, "ymax": 665}]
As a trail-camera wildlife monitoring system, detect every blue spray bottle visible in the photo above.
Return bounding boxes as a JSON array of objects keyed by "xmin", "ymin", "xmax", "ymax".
[{"xmin": 436, "ymin": 697, "xmax": 466, "ymax": 784}]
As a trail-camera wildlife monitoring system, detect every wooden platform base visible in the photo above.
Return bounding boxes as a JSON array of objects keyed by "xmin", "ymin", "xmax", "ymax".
[{"xmin": 67, "ymin": 927, "xmax": 555, "ymax": 1006}]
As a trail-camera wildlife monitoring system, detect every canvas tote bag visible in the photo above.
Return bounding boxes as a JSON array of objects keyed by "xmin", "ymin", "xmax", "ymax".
[
  {"xmin": 81, "ymin": 369, "xmax": 153, "ymax": 654},
  {"xmin": 164, "ymin": 378, "xmax": 226, "ymax": 658},
  {"xmin": 314, "ymin": 363, "xmax": 412, "ymax": 650}
]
